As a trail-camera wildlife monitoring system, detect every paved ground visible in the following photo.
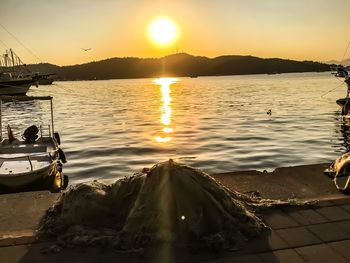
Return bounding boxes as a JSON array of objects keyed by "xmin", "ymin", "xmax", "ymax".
[
  {"xmin": 1, "ymin": 163, "xmax": 350, "ymax": 262},
  {"xmin": 219, "ymin": 196, "xmax": 350, "ymax": 263},
  {"xmin": 2, "ymin": 196, "xmax": 350, "ymax": 262},
  {"xmin": 212, "ymin": 163, "xmax": 341, "ymax": 200}
]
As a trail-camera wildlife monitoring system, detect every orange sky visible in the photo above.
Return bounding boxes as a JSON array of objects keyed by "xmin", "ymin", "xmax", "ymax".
[{"xmin": 1, "ymin": 0, "xmax": 350, "ymax": 66}]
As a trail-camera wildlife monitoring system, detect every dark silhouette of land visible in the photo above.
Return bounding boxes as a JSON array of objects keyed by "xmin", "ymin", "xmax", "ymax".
[
  {"xmin": 326, "ymin": 58, "xmax": 350, "ymax": 67},
  {"xmin": 26, "ymin": 53, "xmax": 331, "ymax": 80}
]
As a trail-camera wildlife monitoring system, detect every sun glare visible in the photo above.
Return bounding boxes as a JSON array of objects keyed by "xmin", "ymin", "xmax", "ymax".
[
  {"xmin": 153, "ymin": 78, "xmax": 178, "ymax": 144},
  {"xmin": 148, "ymin": 17, "xmax": 178, "ymax": 45}
]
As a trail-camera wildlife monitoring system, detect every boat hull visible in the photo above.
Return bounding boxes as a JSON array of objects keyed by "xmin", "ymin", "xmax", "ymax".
[
  {"xmin": 0, "ymin": 79, "xmax": 34, "ymax": 95},
  {"xmin": 38, "ymin": 78, "xmax": 54, "ymax": 85},
  {"xmin": 0, "ymin": 161, "xmax": 63, "ymax": 193}
]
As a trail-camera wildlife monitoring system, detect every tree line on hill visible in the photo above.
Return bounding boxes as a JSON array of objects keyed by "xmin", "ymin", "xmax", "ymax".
[{"xmin": 26, "ymin": 53, "xmax": 332, "ymax": 80}]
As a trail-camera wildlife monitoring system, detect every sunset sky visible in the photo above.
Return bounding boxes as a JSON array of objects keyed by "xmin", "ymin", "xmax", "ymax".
[{"xmin": 1, "ymin": 0, "xmax": 350, "ymax": 66}]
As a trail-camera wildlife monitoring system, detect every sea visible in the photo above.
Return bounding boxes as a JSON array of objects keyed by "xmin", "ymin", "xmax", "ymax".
[{"xmin": 2, "ymin": 72, "xmax": 349, "ymax": 184}]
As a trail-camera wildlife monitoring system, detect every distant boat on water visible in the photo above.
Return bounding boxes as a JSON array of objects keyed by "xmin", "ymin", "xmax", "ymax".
[{"xmin": 37, "ymin": 73, "xmax": 55, "ymax": 85}]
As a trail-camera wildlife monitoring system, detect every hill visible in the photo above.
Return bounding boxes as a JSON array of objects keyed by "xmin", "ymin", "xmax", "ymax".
[
  {"xmin": 325, "ymin": 58, "xmax": 350, "ymax": 67},
  {"xmin": 26, "ymin": 63, "xmax": 60, "ymax": 74},
  {"xmin": 26, "ymin": 53, "xmax": 331, "ymax": 80},
  {"xmin": 342, "ymin": 58, "xmax": 350, "ymax": 67}
]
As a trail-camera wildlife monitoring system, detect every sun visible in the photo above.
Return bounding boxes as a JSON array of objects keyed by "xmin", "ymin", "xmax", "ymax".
[{"xmin": 148, "ymin": 17, "xmax": 178, "ymax": 45}]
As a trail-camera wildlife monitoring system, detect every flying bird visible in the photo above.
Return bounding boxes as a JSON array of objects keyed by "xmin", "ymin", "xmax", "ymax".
[{"xmin": 81, "ymin": 48, "xmax": 91, "ymax": 51}]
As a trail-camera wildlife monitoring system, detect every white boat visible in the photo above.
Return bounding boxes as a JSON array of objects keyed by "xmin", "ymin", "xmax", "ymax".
[{"xmin": 0, "ymin": 96, "xmax": 67, "ymax": 193}]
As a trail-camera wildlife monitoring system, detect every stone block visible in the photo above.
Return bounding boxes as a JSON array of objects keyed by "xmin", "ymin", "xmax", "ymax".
[
  {"xmin": 276, "ymin": 227, "xmax": 321, "ymax": 248},
  {"xmin": 295, "ymin": 244, "xmax": 347, "ymax": 263}
]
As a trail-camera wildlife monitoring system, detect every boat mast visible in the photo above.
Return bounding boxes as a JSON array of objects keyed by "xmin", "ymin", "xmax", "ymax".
[
  {"xmin": 3, "ymin": 53, "xmax": 8, "ymax": 67},
  {"xmin": 10, "ymin": 49, "xmax": 15, "ymax": 70}
]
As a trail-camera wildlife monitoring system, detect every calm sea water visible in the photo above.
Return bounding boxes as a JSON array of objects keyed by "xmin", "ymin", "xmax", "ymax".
[{"xmin": 2, "ymin": 72, "xmax": 349, "ymax": 183}]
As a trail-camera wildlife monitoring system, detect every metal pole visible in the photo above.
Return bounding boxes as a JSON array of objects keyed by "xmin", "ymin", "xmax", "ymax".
[
  {"xmin": 4, "ymin": 54, "xmax": 7, "ymax": 67},
  {"xmin": 40, "ymin": 125, "xmax": 43, "ymax": 141},
  {"xmin": 10, "ymin": 49, "xmax": 15, "ymax": 70},
  {"xmin": 50, "ymin": 98, "xmax": 54, "ymax": 134},
  {"xmin": 0, "ymin": 100, "xmax": 2, "ymax": 141}
]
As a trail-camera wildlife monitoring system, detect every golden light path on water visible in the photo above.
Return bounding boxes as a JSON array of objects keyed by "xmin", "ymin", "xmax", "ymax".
[
  {"xmin": 152, "ymin": 78, "xmax": 179, "ymax": 262},
  {"xmin": 16, "ymin": 72, "xmax": 348, "ymax": 185},
  {"xmin": 153, "ymin": 78, "xmax": 177, "ymax": 143}
]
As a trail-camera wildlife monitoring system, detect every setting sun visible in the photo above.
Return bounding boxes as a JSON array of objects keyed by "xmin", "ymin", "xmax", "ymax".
[{"xmin": 148, "ymin": 17, "xmax": 178, "ymax": 45}]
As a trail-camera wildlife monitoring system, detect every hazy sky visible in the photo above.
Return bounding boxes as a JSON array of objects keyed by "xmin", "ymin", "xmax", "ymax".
[{"xmin": 1, "ymin": 0, "xmax": 349, "ymax": 65}]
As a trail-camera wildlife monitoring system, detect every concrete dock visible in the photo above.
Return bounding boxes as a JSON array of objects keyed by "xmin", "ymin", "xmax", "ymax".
[{"xmin": 1, "ymin": 163, "xmax": 350, "ymax": 262}]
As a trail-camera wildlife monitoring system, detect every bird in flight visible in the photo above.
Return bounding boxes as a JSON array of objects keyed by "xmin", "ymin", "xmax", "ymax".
[{"xmin": 81, "ymin": 48, "xmax": 91, "ymax": 51}]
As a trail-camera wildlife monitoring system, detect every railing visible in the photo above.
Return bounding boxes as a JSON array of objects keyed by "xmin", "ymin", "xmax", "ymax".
[
  {"xmin": 0, "ymin": 149, "xmax": 58, "ymax": 161},
  {"xmin": 0, "ymin": 96, "xmax": 55, "ymax": 141},
  {"xmin": 39, "ymin": 125, "xmax": 52, "ymax": 139}
]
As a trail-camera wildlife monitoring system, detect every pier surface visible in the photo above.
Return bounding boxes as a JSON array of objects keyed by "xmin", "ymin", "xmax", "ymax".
[
  {"xmin": 1, "ymin": 163, "xmax": 350, "ymax": 262},
  {"xmin": 212, "ymin": 163, "xmax": 342, "ymax": 200}
]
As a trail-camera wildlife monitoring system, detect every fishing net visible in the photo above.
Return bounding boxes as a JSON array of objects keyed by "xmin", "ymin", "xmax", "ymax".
[{"xmin": 39, "ymin": 159, "xmax": 310, "ymax": 253}]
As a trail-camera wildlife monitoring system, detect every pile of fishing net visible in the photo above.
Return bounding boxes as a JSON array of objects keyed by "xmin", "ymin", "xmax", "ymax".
[{"xmin": 39, "ymin": 159, "xmax": 302, "ymax": 252}]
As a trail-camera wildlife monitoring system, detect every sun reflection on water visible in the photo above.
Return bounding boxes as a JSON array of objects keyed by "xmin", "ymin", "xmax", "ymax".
[{"xmin": 153, "ymin": 78, "xmax": 177, "ymax": 143}]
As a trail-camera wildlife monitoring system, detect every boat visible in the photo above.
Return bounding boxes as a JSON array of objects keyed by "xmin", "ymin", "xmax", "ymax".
[
  {"xmin": 37, "ymin": 73, "xmax": 55, "ymax": 85},
  {"xmin": 0, "ymin": 96, "xmax": 68, "ymax": 193},
  {"xmin": 0, "ymin": 49, "xmax": 39, "ymax": 95},
  {"xmin": 0, "ymin": 72, "xmax": 36, "ymax": 95},
  {"xmin": 332, "ymin": 65, "xmax": 350, "ymax": 114}
]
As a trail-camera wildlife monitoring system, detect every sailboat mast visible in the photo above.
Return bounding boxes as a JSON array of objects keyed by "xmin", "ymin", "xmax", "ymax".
[
  {"xmin": 10, "ymin": 49, "xmax": 15, "ymax": 70},
  {"xmin": 4, "ymin": 53, "xmax": 7, "ymax": 67}
]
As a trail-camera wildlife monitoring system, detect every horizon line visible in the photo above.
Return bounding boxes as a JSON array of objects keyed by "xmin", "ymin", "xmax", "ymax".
[{"xmin": 25, "ymin": 52, "xmax": 345, "ymax": 67}]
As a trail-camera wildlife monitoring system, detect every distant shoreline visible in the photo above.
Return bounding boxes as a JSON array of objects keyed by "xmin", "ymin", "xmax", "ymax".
[
  {"xmin": 26, "ymin": 53, "xmax": 332, "ymax": 81},
  {"xmin": 52, "ymin": 70, "xmax": 331, "ymax": 82}
]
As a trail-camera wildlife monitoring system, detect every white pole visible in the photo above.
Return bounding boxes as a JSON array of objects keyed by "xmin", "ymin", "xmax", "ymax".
[
  {"xmin": 0, "ymin": 100, "xmax": 2, "ymax": 141},
  {"xmin": 50, "ymin": 98, "xmax": 54, "ymax": 134}
]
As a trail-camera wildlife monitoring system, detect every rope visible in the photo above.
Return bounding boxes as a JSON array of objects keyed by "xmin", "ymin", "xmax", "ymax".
[
  {"xmin": 0, "ymin": 22, "xmax": 42, "ymax": 63},
  {"xmin": 321, "ymin": 82, "xmax": 344, "ymax": 98},
  {"xmin": 342, "ymin": 97, "xmax": 350, "ymax": 115},
  {"xmin": 35, "ymin": 82, "xmax": 97, "ymax": 101},
  {"xmin": 0, "ymin": 39, "xmax": 9, "ymax": 49},
  {"xmin": 341, "ymin": 40, "xmax": 350, "ymax": 62}
]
